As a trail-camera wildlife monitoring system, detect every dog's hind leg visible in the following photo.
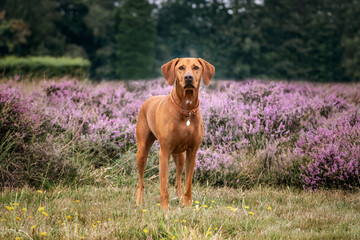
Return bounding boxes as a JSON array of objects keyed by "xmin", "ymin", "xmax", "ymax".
[
  {"xmin": 136, "ymin": 113, "xmax": 155, "ymax": 205},
  {"xmin": 159, "ymin": 146, "xmax": 171, "ymax": 210},
  {"xmin": 172, "ymin": 152, "xmax": 185, "ymax": 203}
]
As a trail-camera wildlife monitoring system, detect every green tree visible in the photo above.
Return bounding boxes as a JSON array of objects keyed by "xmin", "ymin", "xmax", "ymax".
[
  {"xmin": 340, "ymin": 1, "xmax": 360, "ymax": 81},
  {"xmin": 1, "ymin": 0, "xmax": 66, "ymax": 56},
  {"xmin": 84, "ymin": 0, "xmax": 118, "ymax": 78},
  {"xmin": 115, "ymin": 0, "xmax": 156, "ymax": 79},
  {"xmin": 0, "ymin": 10, "xmax": 30, "ymax": 55},
  {"xmin": 156, "ymin": 0, "xmax": 231, "ymax": 78},
  {"xmin": 58, "ymin": 0, "xmax": 118, "ymax": 79},
  {"xmin": 225, "ymin": 1, "xmax": 263, "ymax": 79},
  {"xmin": 56, "ymin": 0, "xmax": 91, "ymax": 59}
]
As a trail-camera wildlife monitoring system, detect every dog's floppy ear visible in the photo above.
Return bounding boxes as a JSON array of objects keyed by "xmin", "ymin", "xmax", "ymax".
[
  {"xmin": 161, "ymin": 58, "xmax": 179, "ymax": 86},
  {"xmin": 198, "ymin": 58, "xmax": 215, "ymax": 86}
]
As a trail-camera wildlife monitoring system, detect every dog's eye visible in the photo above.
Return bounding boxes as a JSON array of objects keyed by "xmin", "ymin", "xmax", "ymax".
[
  {"xmin": 179, "ymin": 66, "xmax": 184, "ymax": 70},
  {"xmin": 193, "ymin": 66, "xmax": 199, "ymax": 70}
]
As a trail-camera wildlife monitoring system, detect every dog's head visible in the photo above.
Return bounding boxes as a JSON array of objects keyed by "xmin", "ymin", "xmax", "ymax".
[{"xmin": 161, "ymin": 58, "xmax": 215, "ymax": 89}]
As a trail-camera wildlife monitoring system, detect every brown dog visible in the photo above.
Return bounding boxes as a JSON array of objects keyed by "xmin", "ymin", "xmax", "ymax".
[{"xmin": 135, "ymin": 58, "xmax": 215, "ymax": 210}]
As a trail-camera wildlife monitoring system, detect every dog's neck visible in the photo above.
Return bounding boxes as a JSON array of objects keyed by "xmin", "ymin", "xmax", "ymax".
[{"xmin": 172, "ymin": 83, "xmax": 199, "ymax": 111}]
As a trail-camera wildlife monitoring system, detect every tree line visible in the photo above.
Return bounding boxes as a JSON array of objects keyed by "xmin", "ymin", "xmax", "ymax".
[{"xmin": 1, "ymin": 0, "xmax": 360, "ymax": 81}]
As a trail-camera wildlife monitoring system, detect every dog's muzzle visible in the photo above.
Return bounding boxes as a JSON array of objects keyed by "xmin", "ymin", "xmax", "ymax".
[{"xmin": 184, "ymin": 74, "xmax": 194, "ymax": 88}]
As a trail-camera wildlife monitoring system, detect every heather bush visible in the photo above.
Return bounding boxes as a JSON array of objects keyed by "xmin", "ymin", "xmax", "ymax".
[
  {"xmin": 0, "ymin": 86, "xmax": 39, "ymax": 137},
  {"xmin": 295, "ymin": 112, "xmax": 360, "ymax": 189},
  {"xmin": 0, "ymin": 84, "xmax": 77, "ymax": 188},
  {"xmin": 0, "ymin": 78, "xmax": 359, "ymax": 190}
]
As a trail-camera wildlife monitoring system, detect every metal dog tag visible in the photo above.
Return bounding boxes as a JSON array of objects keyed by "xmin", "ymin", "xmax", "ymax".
[{"xmin": 186, "ymin": 112, "xmax": 191, "ymax": 126}]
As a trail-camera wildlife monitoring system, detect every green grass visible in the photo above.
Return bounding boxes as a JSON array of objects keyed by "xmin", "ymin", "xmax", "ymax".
[
  {"xmin": 0, "ymin": 56, "xmax": 90, "ymax": 79},
  {"xmin": 0, "ymin": 56, "xmax": 90, "ymax": 68},
  {"xmin": 1, "ymin": 183, "xmax": 360, "ymax": 240}
]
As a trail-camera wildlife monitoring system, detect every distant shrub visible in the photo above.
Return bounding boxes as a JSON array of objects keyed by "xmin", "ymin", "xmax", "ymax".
[{"xmin": 0, "ymin": 56, "xmax": 90, "ymax": 80}]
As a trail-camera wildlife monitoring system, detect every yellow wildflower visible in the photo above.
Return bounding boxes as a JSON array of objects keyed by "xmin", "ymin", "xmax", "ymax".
[
  {"xmin": 203, "ymin": 205, "xmax": 208, "ymax": 208},
  {"xmin": 209, "ymin": 206, "xmax": 213, "ymax": 209},
  {"xmin": 211, "ymin": 200, "xmax": 215, "ymax": 203},
  {"xmin": 107, "ymin": 218, "xmax": 111, "ymax": 221},
  {"xmin": 231, "ymin": 208, "xmax": 237, "ymax": 213},
  {"xmin": 13, "ymin": 203, "xmax": 19, "ymax": 206},
  {"xmin": 42, "ymin": 211, "xmax": 48, "ymax": 217},
  {"xmin": 40, "ymin": 232, "xmax": 47, "ymax": 236},
  {"xmin": 6, "ymin": 206, "xmax": 14, "ymax": 211},
  {"xmin": 244, "ymin": 206, "xmax": 250, "ymax": 209},
  {"xmin": 66, "ymin": 215, "xmax": 72, "ymax": 220},
  {"xmin": 142, "ymin": 209, "xmax": 147, "ymax": 213},
  {"xmin": 96, "ymin": 221, "xmax": 101, "ymax": 224},
  {"xmin": 93, "ymin": 224, "xmax": 97, "ymax": 228},
  {"xmin": 37, "ymin": 190, "xmax": 43, "ymax": 193},
  {"xmin": 215, "ymin": 227, "xmax": 218, "ymax": 230},
  {"xmin": 195, "ymin": 201, "xmax": 200, "ymax": 204},
  {"xmin": 22, "ymin": 208, "xmax": 27, "ymax": 211},
  {"xmin": 38, "ymin": 206, "xmax": 45, "ymax": 212},
  {"xmin": 156, "ymin": 203, "xmax": 160, "ymax": 206},
  {"xmin": 267, "ymin": 205, "xmax": 272, "ymax": 210},
  {"xmin": 62, "ymin": 223, "xmax": 65, "ymax": 226},
  {"xmin": 15, "ymin": 237, "xmax": 21, "ymax": 240},
  {"xmin": 57, "ymin": 220, "xmax": 62, "ymax": 224},
  {"xmin": 31, "ymin": 225, "xmax": 36, "ymax": 230},
  {"xmin": 143, "ymin": 228, "xmax": 149, "ymax": 234},
  {"xmin": 29, "ymin": 216, "xmax": 32, "ymax": 219},
  {"xmin": 226, "ymin": 206, "xmax": 232, "ymax": 209},
  {"xmin": 15, "ymin": 217, "xmax": 21, "ymax": 221},
  {"xmin": 182, "ymin": 220, "xmax": 186, "ymax": 223},
  {"xmin": 174, "ymin": 220, "xmax": 178, "ymax": 223},
  {"xmin": 248, "ymin": 211, "xmax": 255, "ymax": 215},
  {"xmin": 1, "ymin": 219, "xmax": 4, "ymax": 221},
  {"xmin": 206, "ymin": 231, "xmax": 211, "ymax": 235},
  {"xmin": 73, "ymin": 200, "xmax": 80, "ymax": 203}
]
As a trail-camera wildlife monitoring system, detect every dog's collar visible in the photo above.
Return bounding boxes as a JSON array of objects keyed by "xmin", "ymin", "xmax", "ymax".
[{"xmin": 169, "ymin": 92, "xmax": 199, "ymax": 117}]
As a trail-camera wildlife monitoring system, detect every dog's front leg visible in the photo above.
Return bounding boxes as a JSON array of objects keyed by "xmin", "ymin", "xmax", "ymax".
[
  {"xmin": 159, "ymin": 147, "xmax": 171, "ymax": 210},
  {"xmin": 184, "ymin": 149, "xmax": 197, "ymax": 207},
  {"xmin": 173, "ymin": 152, "xmax": 185, "ymax": 203}
]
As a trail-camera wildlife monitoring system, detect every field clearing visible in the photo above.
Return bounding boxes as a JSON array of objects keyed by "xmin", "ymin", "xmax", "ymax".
[{"xmin": 1, "ymin": 183, "xmax": 360, "ymax": 239}]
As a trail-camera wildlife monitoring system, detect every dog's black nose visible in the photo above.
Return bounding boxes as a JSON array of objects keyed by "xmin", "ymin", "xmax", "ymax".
[{"xmin": 184, "ymin": 74, "xmax": 193, "ymax": 84}]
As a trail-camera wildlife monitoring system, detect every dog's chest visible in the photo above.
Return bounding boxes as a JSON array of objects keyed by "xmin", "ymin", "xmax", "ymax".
[{"xmin": 170, "ymin": 119, "xmax": 203, "ymax": 153}]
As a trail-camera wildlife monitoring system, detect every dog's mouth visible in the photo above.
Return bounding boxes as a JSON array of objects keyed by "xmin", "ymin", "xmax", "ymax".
[
  {"xmin": 185, "ymin": 89, "xmax": 194, "ymax": 97},
  {"xmin": 184, "ymin": 83, "xmax": 195, "ymax": 89}
]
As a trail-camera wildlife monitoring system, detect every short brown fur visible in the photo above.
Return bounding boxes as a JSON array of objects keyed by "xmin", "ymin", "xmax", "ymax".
[{"xmin": 136, "ymin": 58, "xmax": 215, "ymax": 210}]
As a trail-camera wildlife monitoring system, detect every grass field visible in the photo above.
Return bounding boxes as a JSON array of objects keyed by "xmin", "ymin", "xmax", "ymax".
[{"xmin": 1, "ymin": 182, "xmax": 360, "ymax": 239}]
